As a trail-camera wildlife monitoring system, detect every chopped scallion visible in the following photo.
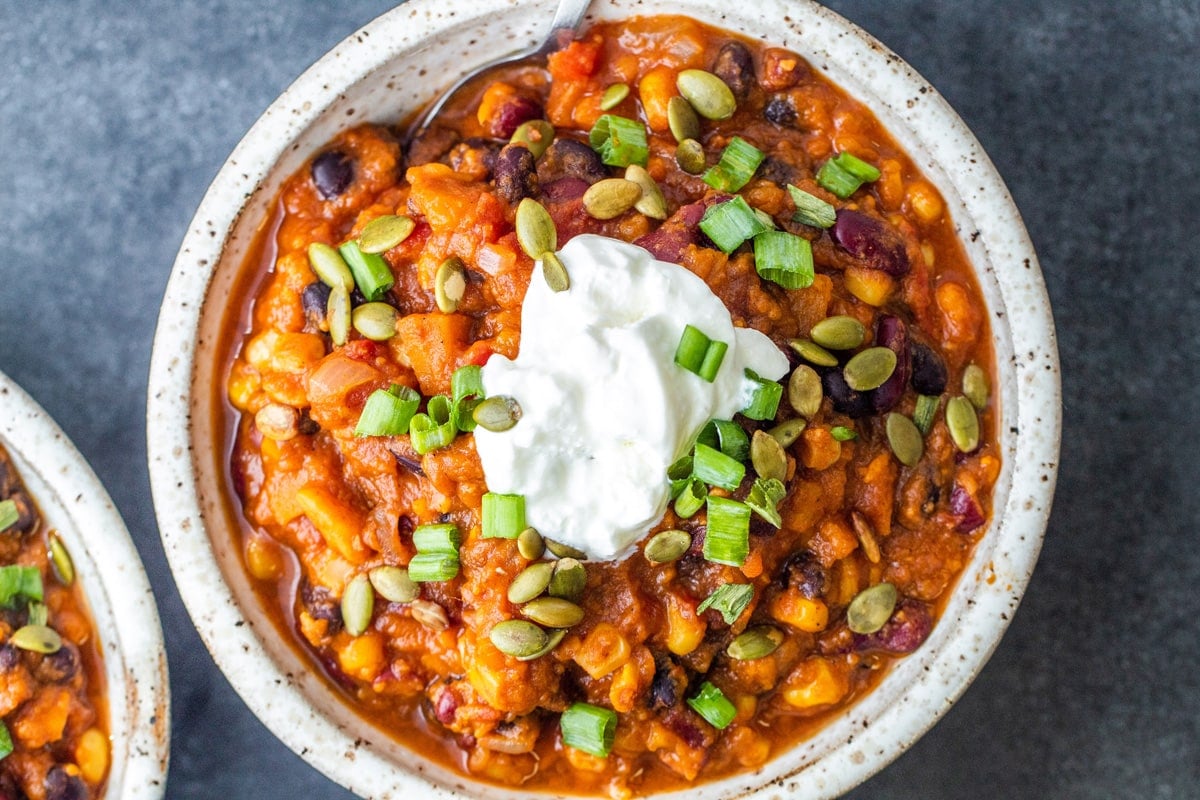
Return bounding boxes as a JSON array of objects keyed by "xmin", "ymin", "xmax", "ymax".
[
  {"xmin": 0, "ymin": 721, "xmax": 11, "ymax": 761},
  {"xmin": 816, "ymin": 152, "xmax": 881, "ymax": 199},
  {"xmin": 692, "ymin": 443, "xmax": 746, "ymax": 491},
  {"xmin": 338, "ymin": 240, "xmax": 395, "ymax": 301},
  {"xmin": 409, "ymin": 413, "xmax": 456, "ymax": 453},
  {"xmin": 697, "ymin": 419, "xmax": 750, "ymax": 462},
  {"xmin": 740, "ymin": 369, "xmax": 783, "ymax": 421},
  {"xmin": 0, "ymin": 565, "xmax": 42, "ymax": 607},
  {"xmin": 698, "ymin": 196, "xmax": 770, "ymax": 254},
  {"xmin": 745, "ymin": 477, "xmax": 786, "ymax": 528},
  {"xmin": 831, "ymin": 426, "xmax": 858, "ymax": 441},
  {"xmin": 560, "ymin": 702, "xmax": 617, "ymax": 758},
  {"xmin": 702, "ymin": 136, "xmax": 765, "ymax": 192},
  {"xmin": 697, "ymin": 340, "xmax": 728, "ymax": 382},
  {"xmin": 674, "ymin": 478, "xmax": 707, "ymax": 519},
  {"xmin": 588, "ymin": 114, "xmax": 649, "ymax": 167},
  {"xmin": 667, "ymin": 455, "xmax": 694, "ymax": 499},
  {"xmin": 482, "ymin": 493, "xmax": 525, "ymax": 539},
  {"xmin": 674, "ymin": 325, "xmax": 728, "ymax": 382},
  {"xmin": 703, "ymin": 496, "xmax": 751, "ymax": 566},
  {"xmin": 451, "ymin": 365, "xmax": 484, "ymax": 404},
  {"xmin": 407, "ymin": 552, "xmax": 460, "ymax": 582},
  {"xmin": 0, "ymin": 500, "xmax": 17, "ymax": 533},
  {"xmin": 687, "ymin": 681, "xmax": 737, "ymax": 730},
  {"xmin": 696, "ymin": 583, "xmax": 754, "ymax": 625},
  {"xmin": 354, "ymin": 384, "xmax": 420, "ymax": 438},
  {"xmin": 753, "ymin": 230, "xmax": 814, "ymax": 289},
  {"xmin": 412, "ymin": 523, "xmax": 461, "ymax": 554},
  {"xmin": 787, "ymin": 184, "xmax": 837, "ymax": 228}
]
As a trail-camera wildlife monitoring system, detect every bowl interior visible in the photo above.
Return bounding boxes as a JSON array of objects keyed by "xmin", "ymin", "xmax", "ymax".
[
  {"xmin": 0, "ymin": 373, "xmax": 169, "ymax": 799},
  {"xmin": 151, "ymin": 1, "xmax": 1060, "ymax": 798}
]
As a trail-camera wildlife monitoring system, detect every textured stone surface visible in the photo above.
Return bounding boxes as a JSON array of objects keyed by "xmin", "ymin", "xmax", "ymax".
[{"xmin": 0, "ymin": 1, "xmax": 1195, "ymax": 797}]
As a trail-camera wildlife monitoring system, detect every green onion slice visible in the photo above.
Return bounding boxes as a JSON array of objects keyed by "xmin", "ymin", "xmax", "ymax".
[
  {"xmin": 482, "ymin": 493, "xmax": 525, "ymax": 539},
  {"xmin": 338, "ymin": 240, "xmax": 395, "ymax": 301},
  {"xmin": 0, "ymin": 565, "xmax": 42, "ymax": 608},
  {"xmin": 674, "ymin": 324, "xmax": 728, "ymax": 382},
  {"xmin": 745, "ymin": 477, "xmax": 786, "ymax": 528},
  {"xmin": 0, "ymin": 721, "xmax": 12, "ymax": 761},
  {"xmin": 355, "ymin": 384, "xmax": 420, "ymax": 438},
  {"xmin": 687, "ymin": 681, "xmax": 737, "ymax": 730},
  {"xmin": 409, "ymin": 404, "xmax": 456, "ymax": 454},
  {"xmin": 816, "ymin": 152, "xmax": 881, "ymax": 199},
  {"xmin": 703, "ymin": 496, "xmax": 751, "ymax": 566},
  {"xmin": 830, "ymin": 426, "xmax": 858, "ymax": 442},
  {"xmin": 674, "ymin": 478, "xmax": 706, "ymax": 519},
  {"xmin": 588, "ymin": 114, "xmax": 649, "ymax": 168},
  {"xmin": 692, "ymin": 443, "xmax": 745, "ymax": 491},
  {"xmin": 740, "ymin": 369, "xmax": 783, "ymax": 421},
  {"xmin": 407, "ymin": 552, "xmax": 460, "ymax": 582},
  {"xmin": 412, "ymin": 523, "xmax": 462, "ymax": 554},
  {"xmin": 698, "ymin": 195, "xmax": 771, "ymax": 254},
  {"xmin": 696, "ymin": 583, "xmax": 754, "ymax": 625},
  {"xmin": 452, "ymin": 396, "xmax": 482, "ymax": 433},
  {"xmin": 0, "ymin": 500, "xmax": 18, "ymax": 533},
  {"xmin": 753, "ymin": 230, "xmax": 814, "ymax": 290},
  {"xmin": 697, "ymin": 419, "xmax": 750, "ymax": 462},
  {"xmin": 702, "ymin": 136, "xmax": 765, "ymax": 192},
  {"xmin": 787, "ymin": 185, "xmax": 837, "ymax": 228},
  {"xmin": 451, "ymin": 365, "xmax": 484, "ymax": 404},
  {"xmin": 667, "ymin": 455, "xmax": 695, "ymax": 499},
  {"xmin": 560, "ymin": 702, "xmax": 617, "ymax": 758}
]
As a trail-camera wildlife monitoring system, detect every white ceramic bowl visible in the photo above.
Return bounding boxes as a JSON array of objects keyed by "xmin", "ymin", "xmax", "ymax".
[
  {"xmin": 0, "ymin": 370, "xmax": 169, "ymax": 799},
  {"xmin": 148, "ymin": 1, "xmax": 1061, "ymax": 797}
]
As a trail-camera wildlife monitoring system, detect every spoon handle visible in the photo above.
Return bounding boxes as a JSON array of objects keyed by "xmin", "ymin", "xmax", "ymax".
[{"xmin": 543, "ymin": 0, "xmax": 593, "ymax": 52}]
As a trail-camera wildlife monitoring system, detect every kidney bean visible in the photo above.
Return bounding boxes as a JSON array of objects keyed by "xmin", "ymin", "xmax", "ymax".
[
  {"xmin": 486, "ymin": 95, "xmax": 542, "ymax": 139},
  {"xmin": 311, "ymin": 150, "xmax": 354, "ymax": 199},
  {"xmin": 763, "ymin": 95, "xmax": 797, "ymax": 126},
  {"xmin": 870, "ymin": 315, "xmax": 911, "ymax": 413},
  {"xmin": 854, "ymin": 599, "xmax": 932, "ymax": 654},
  {"xmin": 432, "ymin": 684, "xmax": 460, "ymax": 725},
  {"xmin": 760, "ymin": 47, "xmax": 807, "ymax": 91},
  {"xmin": 830, "ymin": 209, "xmax": 911, "ymax": 276},
  {"xmin": 537, "ymin": 137, "xmax": 607, "ymax": 185},
  {"xmin": 712, "ymin": 41, "xmax": 755, "ymax": 101},
  {"xmin": 822, "ymin": 368, "xmax": 873, "ymax": 418},
  {"xmin": 950, "ymin": 483, "xmax": 986, "ymax": 532},
  {"xmin": 44, "ymin": 767, "xmax": 87, "ymax": 800},
  {"xmin": 494, "ymin": 143, "xmax": 539, "ymax": 203},
  {"xmin": 910, "ymin": 341, "xmax": 949, "ymax": 395},
  {"xmin": 541, "ymin": 176, "xmax": 589, "ymax": 202}
]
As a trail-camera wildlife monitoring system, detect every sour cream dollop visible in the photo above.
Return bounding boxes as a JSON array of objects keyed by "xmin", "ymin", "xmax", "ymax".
[{"xmin": 475, "ymin": 234, "xmax": 788, "ymax": 560}]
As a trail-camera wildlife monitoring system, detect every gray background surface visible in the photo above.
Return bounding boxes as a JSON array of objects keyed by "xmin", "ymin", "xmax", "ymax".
[{"xmin": 0, "ymin": 1, "xmax": 1196, "ymax": 797}]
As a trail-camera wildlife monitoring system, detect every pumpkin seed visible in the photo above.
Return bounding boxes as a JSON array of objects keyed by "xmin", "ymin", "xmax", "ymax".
[
  {"xmin": 676, "ymin": 69, "xmax": 736, "ymax": 120},
  {"xmin": 750, "ymin": 430, "xmax": 787, "ymax": 482},
  {"xmin": 625, "ymin": 165, "xmax": 668, "ymax": 220},
  {"xmin": 327, "ymin": 285, "xmax": 351, "ymax": 346},
  {"xmin": 583, "ymin": 178, "xmax": 642, "ymax": 220},
  {"xmin": 767, "ymin": 418, "xmax": 807, "ymax": 448},
  {"xmin": 522, "ymin": 596, "xmax": 585, "ymax": 628},
  {"xmin": 490, "ymin": 619, "xmax": 550, "ymax": 658},
  {"xmin": 667, "ymin": 95, "xmax": 701, "ymax": 142},
  {"xmin": 541, "ymin": 251, "xmax": 570, "ymax": 293},
  {"xmin": 962, "ymin": 364, "xmax": 989, "ymax": 410},
  {"xmin": 351, "ymin": 302, "xmax": 399, "ymax": 341},
  {"xmin": 517, "ymin": 527, "xmax": 545, "ymax": 560},
  {"xmin": 516, "ymin": 627, "xmax": 566, "ymax": 661},
  {"xmin": 410, "ymin": 599, "xmax": 450, "ymax": 631},
  {"xmin": 341, "ymin": 573, "xmax": 374, "ymax": 637},
  {"xmin": 473, "ymin": 396, "xmax": 522, "ymax": 432},
  {"xmin": 368, "ymin": 566, "xmax": 418, "ymax": 603},
  {"xmin": 644, "ymin": 529, "xmax": 691, "ymax": 564},
  {"xmin": 510, "ymin": 119, "xmax": 556, "ymax": 159},
  {"xmin": 788, "ymin": 365, "xmax": 823, "ymax": 419},
  {"xmin": 48, "ymin": 532, "xmax": 74, "ymax": 586},
  {"xmin": 10, "ymin": 624, "xmax": 61, "ymax": 655},
  {"xmin": 886, "ymin": 412, "xmax": 924, "ymax": 467},
  {"xmin": 846, "ymin": 582, "xmax": 898, "ymax": 634},
  {"xmin": 946, "ymin": 396, "xmax": 980, "ymax": 453},
  {"xmin": 726, "ymin": 625, "xmax": 784, "ymax": 660},
  {"xmin": 843, "ymin": 347, "xmax": 897, "ymax": 391},
  {"xmin": 600, "ymin": 83, "xmax": 630, "ymax": 111},
  {"xmin": 675, "ymin": 139, "xmax": 706, "ymax": 174},
  {"xmin": 851, "ymin": 512, "xmax": 881, "ymax": 564},
  {"xmin": 544, "ymin": 537, "xmax": 587, "ymax": 560},
  {"xmin": 788, "ymin": 338, "xmax": 838, "ymax": 368},
  {"xmin": 508, "ymin": 562, "xmax": 554, "ymax": 604},
  {"xmin": 307, "ymin": 242, "xmax": 354, "ymax": 291},
  {"xmin": 548, "ymin": 558, "xmax": 586, "ymax": 602},
  {"xmin": 810, "ymin": 316, "xmax": 865, "ymax": 351},
  {"xmin": 912, "ymin": 394, "xmax": 940, "ymax": 435},
  {"xmin": 515, "ymin": 198, "xmax": 557, "ymax": 259},
  {"xmin": 358, "ymin": 215, "xmax": 415, "ymax": 254},
  {"xmin": 435, "ymin": 256, "xmax": 467, "ymax": 313}
]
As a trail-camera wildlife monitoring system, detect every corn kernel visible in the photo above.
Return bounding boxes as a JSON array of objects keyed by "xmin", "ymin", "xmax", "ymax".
[
  {"xmin": 844, "ymin": 266, "xmax": 895, "ymax": 307},
  {"xmin": 770, "ymin": 588, "xmax": 829, "ymax": 632},
  {"xmin": 907, "ymin": 180, "xmax": 944, "ymax": 224},
  {"xmin": 783, "ymin": 657, "xmax": 849, "ymax": 709},
  {"xmin": 75, "ymin": 727, "xmax": 110, "ymax": 785},
  {"xmin": 575, "ymin": 622, "xmax": 632, "ymax": 679},
  {"xmin": 665, "ymin": 594, "xmax": 705, "ymax": 656},
  {"xmin": 244, "ymin": 534, "xmax": 284, "ymax": 581},
  {"xmin": 337, "ymin": 632, "xmax": 385, "ymax": 682},
  {"xmin": 609, "ymin": 661, "xmax": 641, "ymax": 713}
]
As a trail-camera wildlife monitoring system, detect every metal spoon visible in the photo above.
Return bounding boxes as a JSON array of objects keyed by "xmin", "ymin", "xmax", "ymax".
[{"xmin": 404, "ymin": 0, "xmax": 592, "ymax": 144}]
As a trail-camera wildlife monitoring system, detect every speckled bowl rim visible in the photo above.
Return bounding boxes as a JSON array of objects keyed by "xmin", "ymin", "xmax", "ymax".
[
  {"xmin": 148, "ymin": 1, "xmax": 1060, "ymax": 798},
  {"xmin": 0, "ymin": 370, "xmax": 169, "ymax": 799}
]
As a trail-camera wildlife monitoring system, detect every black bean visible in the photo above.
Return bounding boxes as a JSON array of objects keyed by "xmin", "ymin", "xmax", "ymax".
[
  {"xmin": 494, "ymin": 143, "xmax": 539, "ymax": 204},
  {"xmin": 297, "ymin": 410, "xmax": 321, "ymax": 437},
  {"xmin": 764, "ymin": 95, "xmax": 797, "ymax": 126},
  {"xmin": 649, "ymin": 655, "xmax": 687, "ymax": 710},
  {"xmin": 0, "ymin": 644, "xmax": 19, "ymax": 672},
  {"xmin": 830, "ymin": 209, "xmax": 911, "ymax": 276},
  {"xmin": 822, "ymin": 368, "xmax": 873, "ymax": 418},
  {"xmin": 537, "ymin": 137, "xmax": 607, "ymax": 185},
  {"xmin": 910, "ymin": 342, "xmax": 949, "ymax": 395},
  {"xmin": 712, "ymin": 41, "xmax": 755, "ymax": 102},
  {"xmin": 299, "ymin": 580, "xmax": 342, "ymax": 631},
  {"xmin": 781, "ymin": 550, "xmax": 827, "ymax": 598},
  {"xmin": 301, "ymin": 281, "xmax": 331, "ymax": 332},
  {"xmin": 33, "ymin": 642, "xmax": 79, "ymax": 683},
  {"xmin": 758, "ymin": 155, "xmax": 801, "ymax": 188},
  {"xmin": 44, "ymin": 767, "xmax": 88, "ymax": 800},
  {"xmin": 870, "ymin": 315, "xmax": 911, "ymax": 413},
  {"xmin": 311, "ymin": 150, "xmax": 354, "ymax": 199}
]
